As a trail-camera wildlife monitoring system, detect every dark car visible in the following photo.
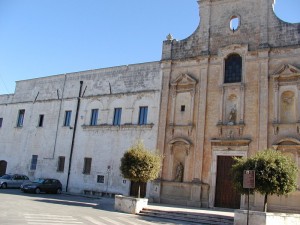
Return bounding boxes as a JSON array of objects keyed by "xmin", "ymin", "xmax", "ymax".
[
  {"xmin": 20, "ymin": 178, "xmax": 62, "ymax": 194},
  {"xmin": 0, "ymin": 174, "xmax": 30, "ymax": 189}
]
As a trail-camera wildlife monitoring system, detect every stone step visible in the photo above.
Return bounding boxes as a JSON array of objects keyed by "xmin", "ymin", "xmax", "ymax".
[{"xmin": 138, "ymin": 208, "xmax": 234, "ymax": 225}]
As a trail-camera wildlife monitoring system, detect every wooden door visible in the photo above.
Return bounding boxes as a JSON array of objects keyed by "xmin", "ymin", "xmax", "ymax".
[
  {"xmin": 130, "ymin": 181, "xmax": 146, "ymax": 198},
  {"xmin": 215, "ymin": 156, "xmax": 240, "ymax": 209},
  {"xmin": 0, "ymin": 161, "xmax": 7, "ymax": 176}
]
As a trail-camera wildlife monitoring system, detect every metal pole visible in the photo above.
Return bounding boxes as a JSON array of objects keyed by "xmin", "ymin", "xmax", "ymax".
[
  {"xmin": 66, "ymin": 81, "xmax": 83, "ymax": 192},
  {"xmin": 247, "ymin": 188, "xmax": 250, "ymax": 225}
]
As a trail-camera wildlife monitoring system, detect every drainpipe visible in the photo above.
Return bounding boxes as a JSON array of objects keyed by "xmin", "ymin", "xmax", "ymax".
[{"xmin": 66, "ymin": 81, "xmax": 83, "ymax": 192}]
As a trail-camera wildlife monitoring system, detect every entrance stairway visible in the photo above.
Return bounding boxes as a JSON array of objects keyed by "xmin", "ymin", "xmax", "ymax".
[{"xmin": 138, "ymin": 207, "xmax": 234, "ymax": 225}]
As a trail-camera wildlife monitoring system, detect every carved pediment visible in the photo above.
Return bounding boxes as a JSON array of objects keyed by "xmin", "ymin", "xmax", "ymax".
[
  {"xmin": 218, "ymin": 44, "xmax": 248, "ymax": 57},
  {"xmin": 168, "ymin": 137, "xmax": 192, "ymax": 155},
  {"xmin": 171, "ymin": 74, "xmax": 197, "ymax": 87},
  {"xmin": 272, "ymin": 64, "xmax": 300, "ymax": 82},
  {"xmin": 273, "ymin": 137, "xmax": 300, "ymax": 146}
]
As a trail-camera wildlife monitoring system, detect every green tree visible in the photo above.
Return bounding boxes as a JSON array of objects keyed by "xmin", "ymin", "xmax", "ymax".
[
  {"xmin": 120, "ymin": 140, "xmax": 161, "ymax": 198},
  {"xmin": 232, "ymin": 149, "xmax": 298, "ymax": 212}
]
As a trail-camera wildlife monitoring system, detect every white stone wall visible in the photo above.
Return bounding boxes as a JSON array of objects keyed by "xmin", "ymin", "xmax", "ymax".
[{"xmin": 0, "ymin": 62, "xmax": 161, "ymax": 196}]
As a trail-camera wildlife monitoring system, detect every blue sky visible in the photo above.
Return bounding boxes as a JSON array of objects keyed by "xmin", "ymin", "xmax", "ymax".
[{"xmin": 0, "ymin": 0, "xmax": 299, "ymax": 94}]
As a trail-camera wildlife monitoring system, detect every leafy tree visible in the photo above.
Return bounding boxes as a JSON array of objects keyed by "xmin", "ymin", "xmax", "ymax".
[
  {"xmin": 120, "ymin": 140, "xmax": 161, "ymax": 198},
  {"xmin": 232, "ymin": 149, "xmax": 298, "ymax": 212}
]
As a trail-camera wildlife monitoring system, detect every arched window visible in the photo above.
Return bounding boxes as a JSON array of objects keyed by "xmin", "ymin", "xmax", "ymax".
[{"xmin": 224, "ymin": 54, "xmax": 242, "ymax": 83}]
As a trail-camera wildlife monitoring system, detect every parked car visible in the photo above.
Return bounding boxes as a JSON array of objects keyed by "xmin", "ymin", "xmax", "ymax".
[
  {"xmin": 0, "ymin": 174, "xmax": 30, "ymax": 189},
  {"xmin": 20, "ymin": 178, "xmax": 62, "ymax": 194}
]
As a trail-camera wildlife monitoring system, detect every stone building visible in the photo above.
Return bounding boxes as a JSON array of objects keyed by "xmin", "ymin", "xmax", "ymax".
[
  {"xmin": 0, "ymin": 62, "xmax": 162, "ymax": 197},
  {"xmin": 156, "ymin": 0, "xmax": 300, "ymax": 212},
  {"xmin": 0, "ymin": 0, "xmax": 300, "ymax": 213}
]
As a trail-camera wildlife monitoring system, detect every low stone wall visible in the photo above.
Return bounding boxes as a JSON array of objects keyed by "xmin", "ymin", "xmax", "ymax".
[
  {"xmin": 115, "ymin": 195, "xmax": 148, "ymax": 214},
  {"xmin": 234, "ymin": 210, "xmax": 300, "ymax": 225},
  {"xmin": 159, "ymin": 181, "xmax": 209, "ymax": 207}
]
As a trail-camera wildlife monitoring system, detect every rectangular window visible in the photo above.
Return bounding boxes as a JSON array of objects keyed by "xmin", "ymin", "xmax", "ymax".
[
  {"xmin": 83, "ymin": 157, "xmax": 92, "ymax": 174},
  {"xmin": 30, "ymin": 155, "xmax": 38, "ymax": 170},
  {"xmin": 113, "ymin": 108, "xmax": 122, "ymax": 126},
  {"xmin": 64, "ymin": 111, "xmax": 72, "ymax": 126},
  {"xmin": 0, "ymin": 118, "xmax": 3, "ymax": 128},
  {"xmin": 17, "ymin": 109, "xmax": 25, "ymax": 127},
  {"xmin": 90, "ymin": 109, "xmax": 99, "ymax": 126},
  {"xmin": 138, "ymin": 106, "xmax": 148, "ymax": 125},
  {"xmin": 181, "ymin": 105, "xmax": 185, "ymax": 112},
  {"xmin": 97, "ymin": 175, "xmax": 105, "ymax": 183},
  {"xmin": 38, "ymin": 114, "xmax": 44, "ymax": 127},
  {"xmin": 57, "ymin": 156, "xmax": 65, "ymax": 172}
]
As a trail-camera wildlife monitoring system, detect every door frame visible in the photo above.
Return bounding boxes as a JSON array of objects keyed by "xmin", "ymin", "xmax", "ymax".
[
  {"xmin": 209, "ymin": 149, "xmax": 247, "ymax": 208},
  {"xmin": 0, "ymin": 160, "xmax": 7, "ymax": 176}
]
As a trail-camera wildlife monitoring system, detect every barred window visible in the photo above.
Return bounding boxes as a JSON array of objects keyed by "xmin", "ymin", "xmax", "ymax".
[
  {"xmin": 224, "ymin": 54, "xmax": 242, "ymax": 83},
  {"xmin": 83, "ymin": 157, "xmax": 92, "ymax": 174},
  {"xmin": 97, "ymin": 175, "xmax": 105, "ymax": 183},
  {"xmin": 30, "ymin": 155, "xmax": 38, "ymax": 170},
  {"xmin": 57, "ymin": 156, "xmax": 65, "ymax": 172}
]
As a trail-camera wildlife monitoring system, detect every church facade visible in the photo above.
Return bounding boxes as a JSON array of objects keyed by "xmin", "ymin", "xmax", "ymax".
[{"xmin": 1, "ymin": 0, "xmax": 300, "ymax": 212}]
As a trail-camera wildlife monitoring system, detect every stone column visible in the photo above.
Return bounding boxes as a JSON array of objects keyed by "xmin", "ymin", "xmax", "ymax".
[
  {"xmin": 219, "ymin": 86, "xmax": 224, "ymax": 123},
  {"xmin": 193, "ymin": 58, "xmax": 209, "ymax": 182},
  {"xmin": 239, "ymin": 84, "xmax": 245, "ymax": 123},
  {"xmin": 157, "ymin": 61, "xmax": 172, "ymax": 180},
  {"xmin": 297, "ymin": 83, "xmax": 300, "ymax": 122},
  {"xmin": 169, "ymin": 86, "xmax": 176, "ymax": 125},
  {"xmin": 197, "ymin": 0, "xmax": 211, "ymax": 54},
  {"xmin": 189, "ymin": 90, "xmax": 195, "ymax": 124},
  {"xmin": 273, "ymin": 80, "xmax": 279, "ymax": 123},
  {"xmin": 258, "ymin": 50, "xmax": 270, "ymax": 150}
]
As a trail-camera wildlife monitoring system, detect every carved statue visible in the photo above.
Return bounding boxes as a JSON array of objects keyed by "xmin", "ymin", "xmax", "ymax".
[
  {"xmin": 228, "ymin": 105, "xmax": 237, "ymax": 125},
  {"xmin": 174, "ymin": 162, "xmax": 184, "ymax": 182},
  {"xmin": 166, "ymin": 33, "xmax": 174, "ymax": 41}
]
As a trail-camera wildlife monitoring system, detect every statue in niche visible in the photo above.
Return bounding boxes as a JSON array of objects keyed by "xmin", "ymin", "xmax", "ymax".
[
  {"xmin": 174, "ymin": 162, "xmax": 184, "ymax": 182},
  {"xmin": 228, "ymin": 105, "xmax": 237, "ymax": 125}
]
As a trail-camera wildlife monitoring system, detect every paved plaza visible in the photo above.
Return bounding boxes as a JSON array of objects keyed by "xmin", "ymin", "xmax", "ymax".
[{"xmin": 0, "ymin": 189, "xmax": 203, "ymax": 225}]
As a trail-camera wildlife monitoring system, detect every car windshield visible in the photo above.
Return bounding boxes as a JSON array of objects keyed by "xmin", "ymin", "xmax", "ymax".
[
  {"xmin": 0, "ymin": 175, "xmax": 12, "ymax": 179},
  {"xmin": 33, "ymin": 178, "xmax": 45, "ymax": 183}
]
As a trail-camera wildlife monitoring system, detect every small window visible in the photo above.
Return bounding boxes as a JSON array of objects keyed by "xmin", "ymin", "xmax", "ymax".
[
  {"xmin": 113, "ymin": 108, "xmax": 122, "ymax": 126},
  {"xmin": 83, "ymin": 157, "xmax": 92, "ymax": 174},
  {"xmin": 0, "ymin": 118, "xmax": 3, "ymax": 128},
  {"xmin": 90, "ymin": 109, "xmax": 99, "ymax": 126},
  {"xmin": 138, "ymin": 106, "xmax": 148, "ymax": 125},
  {"xmin": 17, "ymin": 109, "xmax": 25, "ymax": 127},
  {"xmin": 64, "ymin": 111, "xmax": 72, "ymax": 126},
  {"xmin": 30, "ymin": 155, "xmax": 38, "ymax": 170},
  {"xmin": 181, "ymin": 105, "xmax": 185, "ymax": 112},
  {"xmin": 97, "ymin": 175, "xmax": 105, "ymax": 183},
  {"xmin": 224, "ymin": 54, "xmax": 242, "ymax": 83},
  {"xmin": 230, "ymin": 16, "xmax": 239, "ymax": 31},
  {"xmin": 38, "ymin": 114, "xmax": 44, "ymax": 127},
  {"xmin": 57, "ymin": 156, "xmax": 65, "ymax": 172}
]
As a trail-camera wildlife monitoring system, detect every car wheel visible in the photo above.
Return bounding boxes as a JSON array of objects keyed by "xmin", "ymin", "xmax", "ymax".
[
  {"xmin": 56, "ymin": 188, "xmax": 62, "ymax": 194},
  {"xmin": 1, "ymin": 183, "xmax": 7, "ymax": 189},
  {"xmin": 35, "ymin": 188, "xmax": 41, "ymax": 194}
]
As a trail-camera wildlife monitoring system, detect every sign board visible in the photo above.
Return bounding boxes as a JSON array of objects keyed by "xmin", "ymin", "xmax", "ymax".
[{"xmin": 243, "ymin": 170, "xmax": 255, "ymax": 189}]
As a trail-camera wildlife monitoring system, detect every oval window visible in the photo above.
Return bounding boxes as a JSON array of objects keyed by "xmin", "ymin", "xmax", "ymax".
[{"xmin": 230, "ymin": 16, "xmax": 239, "ymax": 31}]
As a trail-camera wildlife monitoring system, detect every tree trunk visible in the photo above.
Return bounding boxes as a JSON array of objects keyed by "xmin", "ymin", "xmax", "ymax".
[
  {"xmin": 138, "ymin": 183, "xmax": 141, "ymax": 199},
  {"xmin": 263, "ymin": 194, "xmax": 268, "ymax": 212}
]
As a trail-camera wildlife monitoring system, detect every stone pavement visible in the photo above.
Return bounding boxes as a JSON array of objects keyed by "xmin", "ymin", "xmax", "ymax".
[{"xmin": 67, "ymin": 192, "xmax": 235, "ymax": 224}]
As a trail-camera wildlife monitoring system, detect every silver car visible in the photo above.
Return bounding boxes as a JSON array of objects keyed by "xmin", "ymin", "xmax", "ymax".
[{"xmin": 0, "ymin": 174, "xmax": 30, "ymax": 188}]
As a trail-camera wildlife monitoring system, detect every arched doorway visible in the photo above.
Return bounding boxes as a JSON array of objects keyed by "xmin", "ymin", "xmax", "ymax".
[{"xmin": 0, "ymin": 161, "xmax": 7, "ymax": 176}]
